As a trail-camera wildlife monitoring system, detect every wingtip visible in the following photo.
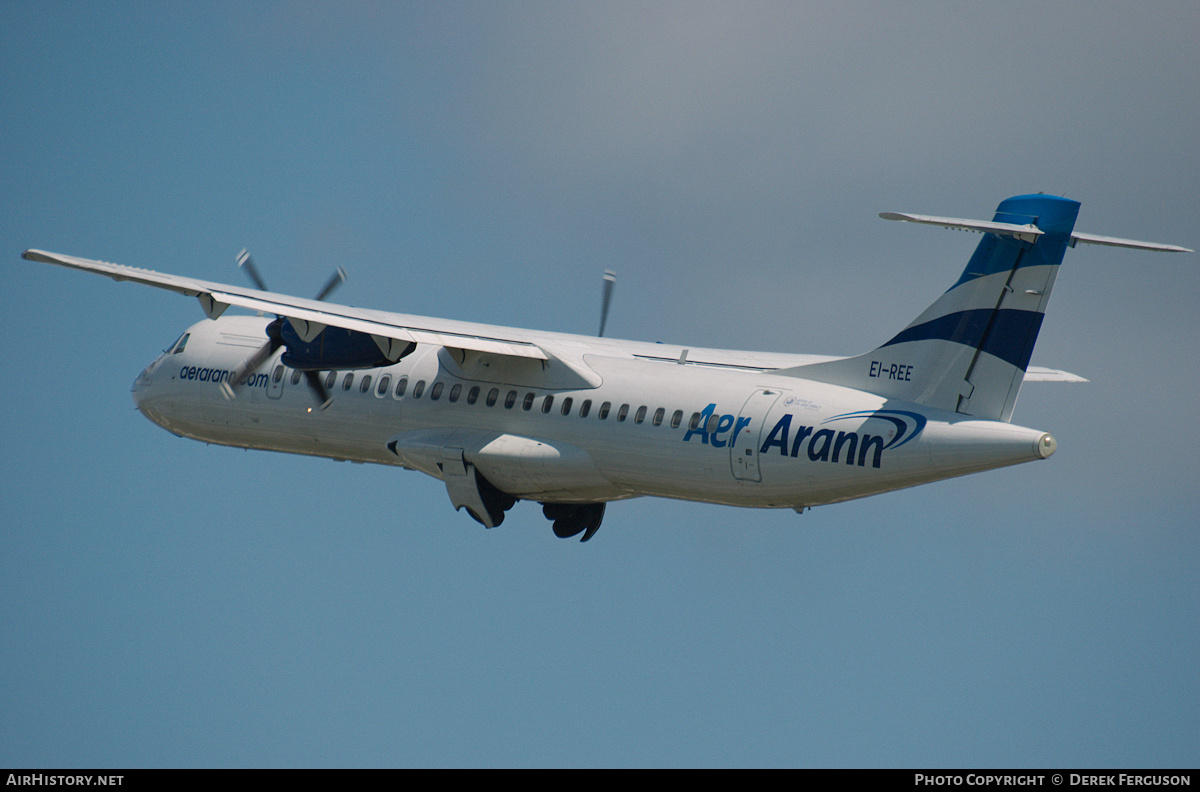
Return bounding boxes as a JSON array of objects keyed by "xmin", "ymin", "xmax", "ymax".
[{"xmin": 22, "ymin": 249, "xmax": 76, "ymax": 264}]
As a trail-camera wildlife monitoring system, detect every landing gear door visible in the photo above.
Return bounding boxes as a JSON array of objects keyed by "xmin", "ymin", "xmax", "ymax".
[{"xmin": 730, "ymin": 389, "xmax": 783, "ymax": 483}]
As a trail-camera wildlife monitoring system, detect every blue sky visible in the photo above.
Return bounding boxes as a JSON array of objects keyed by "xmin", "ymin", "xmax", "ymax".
[{"xmin": 2, "ymin": 1, "xmax": 1197, "ymax": 767}]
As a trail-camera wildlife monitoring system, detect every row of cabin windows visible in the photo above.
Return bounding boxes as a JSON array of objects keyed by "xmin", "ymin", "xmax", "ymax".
[{"xmin": 279, "ymin": 366, "xmax": 701, "ymax": 430}]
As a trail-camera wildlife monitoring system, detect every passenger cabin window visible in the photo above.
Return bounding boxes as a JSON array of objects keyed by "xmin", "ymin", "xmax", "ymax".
[
  {"xmin": 360, "ymin": 375, "xmax": 372, "ymax": 393},
  {"xmin": 449, "ymin": 384, "xmax": 462, "ymax": 403},
  {"xmin": 504, "ymin": 390, "xmax": 517, "ymax": 409},
  {"xmin": 599, "ymin": 402, "xmax": 611, "ymax": 419},
  {"xmin": 430, "ymin": 382, "xmax": 444, "ymax": 401},
  {"xmin": 617, "ymin": 404, "xmax": 629, "ymax": 422},
  {"xmin": 561, "ymin": 397, "xmax": 574, "ymax": 416},
  {"xmin": 377, "ymin": 374, "xmax": 391, "ymax": 396},
  {"xmin": 342, "ymin": 373, "xmax": 354, "ymax": 391},
  {"xmin": 467, "ymin": 386, "xmax": 480, "ymax": 405},
  {"xmin": 486, "ymin": 388, "xmax": 499, "ymax": 407},
  {"xmin": 522, "ymin": 392, "xmax": 535, "ymax": 411},
  {"xmin": 670, "ymin": 410, "xmax": 683, "ymax": 429},
  {"xmin": 325, "ymin": 372, "xmax": 337, "ymax": 390},
  {"xmin": 542, "ymin": 395, "xmax": 555, "ymax": 413},
  {"xmin": 579, "ymin": 400, "xmax": 591, "ymax": 418},
  {"xmin": 412, "ymin": 380, "xmax": 426, "ymax": 399},
  {"xmin": 634, "ymin": 406, "xmax": 647, "ymax": 424},
  {"xmin": 394, "ymin": 376, "xmax": 408, "ymax": 398},
  {"xmin": 273, "ymin": 365, "xmax": 285, "ymax": 384},
  {"xmin": 652, "ymin": 408, "xmax": 665, "ymax": 426},
  {"xmin": 291, "ymin": 369, "xmax": 303, "ymax": 386}
]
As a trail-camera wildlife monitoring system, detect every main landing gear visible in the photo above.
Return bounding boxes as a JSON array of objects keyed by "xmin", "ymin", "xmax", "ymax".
[
  {"xmin": 463, "ymin": 470, "xmax": 517, "ymax": 528},
  {"xmin": 542, "ymin": 502, "xmax": 606, "ymax": 542},
  {"xmin": 453, "ymin": 468, "xmax": 606, "ymax": 541}
]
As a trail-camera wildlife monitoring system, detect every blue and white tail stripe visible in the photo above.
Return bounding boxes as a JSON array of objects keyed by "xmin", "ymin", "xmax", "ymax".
[
  {"xmin": 878, "ymin": 308, "xmax": 1045, "ymax": 372},
  {"xmin": 779, "ymin": 194, "xmax": 1081, "ymax": 422}
]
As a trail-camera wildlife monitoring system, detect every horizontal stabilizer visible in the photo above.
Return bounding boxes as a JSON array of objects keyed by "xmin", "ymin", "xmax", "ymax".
[
  {"xmin": 881, "ymin": 211, "xmax": 1193, "ymax": 253},
  {"xmin": 1068, "ymin": 232, "xmax": 1193, "ymax": 253},
  {"xmin": 879, "ymin": 212, "xmax": 1044, "ymax": 243},
  {"xmin": 1024, "ymin": 367, "xmax": 1089, "ymax": 383}
]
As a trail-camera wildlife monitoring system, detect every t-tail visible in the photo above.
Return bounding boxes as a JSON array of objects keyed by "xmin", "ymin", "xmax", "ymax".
[{"xmin": 777, "ymin": 194, "xmax": 1192, "ymax": 422}]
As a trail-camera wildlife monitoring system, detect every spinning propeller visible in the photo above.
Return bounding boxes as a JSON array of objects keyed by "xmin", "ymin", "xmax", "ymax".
[{"xmin": 219, "ymin": 249, "xmax": 346, "ymax": 410}]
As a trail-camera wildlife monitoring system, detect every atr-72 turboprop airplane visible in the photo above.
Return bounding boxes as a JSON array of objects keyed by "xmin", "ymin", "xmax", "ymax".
[{"xmin": 22, "ymin": 194, "xmax": 1191, "ymax": 541}]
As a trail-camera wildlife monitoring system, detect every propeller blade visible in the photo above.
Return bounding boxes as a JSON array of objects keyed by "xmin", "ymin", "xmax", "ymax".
[
  {"xmin": 598, "ymin": 270, "xmax": 616, "ymax": 337},
  {"xmin": 313, "ymin": 266, "xmax": 348, "ymax": 302},
  {"xmin": 219, "ymin": 338, "xmax": 277, "ymax": 399},
  {"xmin": 236, "ymin": 249, "xmax": 269, "ymax": 292},
  {"xmin": 229, "ymin": 253, "xmax": 338, "ymax": 410},
  {"xmin": 304, "ymin": 370, "xmax": 333, "ymax": 411}
]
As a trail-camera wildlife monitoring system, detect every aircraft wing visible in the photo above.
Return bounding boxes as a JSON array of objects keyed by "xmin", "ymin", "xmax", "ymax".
[{"xmin": 22, "ymin": 249, "xmax": 550, "ymax": 361}]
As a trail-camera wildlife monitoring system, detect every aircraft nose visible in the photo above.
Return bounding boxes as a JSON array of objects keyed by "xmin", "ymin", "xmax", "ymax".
[
  {"xmin": 131, "ymin": 357, "xmax": 169, "ymax": 424},
  {"xmin": 131, "ymin": 359, "xmax": 156, "ymax": 406},
  {"xmin": 131, "ymin": 355, "xmax": 190, "ymax": 437}
]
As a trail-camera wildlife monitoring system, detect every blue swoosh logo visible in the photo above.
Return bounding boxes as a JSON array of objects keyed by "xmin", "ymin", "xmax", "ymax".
[{"xmin": 821, "ymin": 409, "xmax": 928, "ymax": 450}]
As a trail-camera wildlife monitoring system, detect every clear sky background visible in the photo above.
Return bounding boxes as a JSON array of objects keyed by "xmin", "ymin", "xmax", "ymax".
[{"xmin": 2, "ymin": 2, "xmax": 1197, "ymax": 768}]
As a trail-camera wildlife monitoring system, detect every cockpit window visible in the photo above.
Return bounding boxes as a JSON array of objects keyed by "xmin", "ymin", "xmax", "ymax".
[{"xmin": 168, "ymin": 333, "xmax": 190, "ymax": 354}]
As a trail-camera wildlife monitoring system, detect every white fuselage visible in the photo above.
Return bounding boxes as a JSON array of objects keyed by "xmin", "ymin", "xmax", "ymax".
[{"xmin": 132, "ymin": 315, "xmax": 1053, "ymax": 512}]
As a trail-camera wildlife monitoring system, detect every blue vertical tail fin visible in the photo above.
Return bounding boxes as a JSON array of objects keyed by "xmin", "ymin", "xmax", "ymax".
[{"xmin": 779, "ymin": 194, "xmax": 1081, "ymax": 421}]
